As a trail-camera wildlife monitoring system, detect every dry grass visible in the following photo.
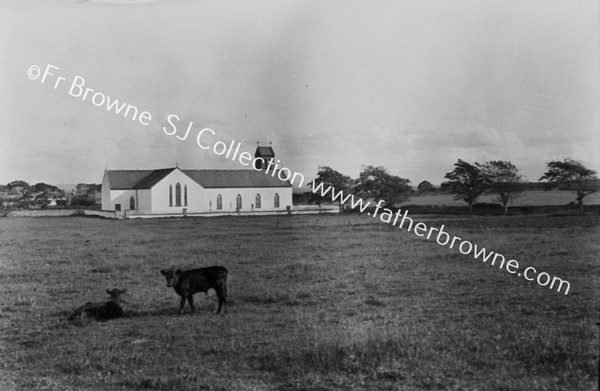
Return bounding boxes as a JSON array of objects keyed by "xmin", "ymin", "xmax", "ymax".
[{"xmin": 0, "ymin": 213, "xmax": 598, "ymax": 390}]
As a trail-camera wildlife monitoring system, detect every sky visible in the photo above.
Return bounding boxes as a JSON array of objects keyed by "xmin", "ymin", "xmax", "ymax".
[{"xmin": 1, "ymin": 0, "xmax": 598, "ymax": 188}]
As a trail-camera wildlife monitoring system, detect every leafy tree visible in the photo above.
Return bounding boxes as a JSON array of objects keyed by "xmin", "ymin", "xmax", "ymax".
[
  {"xmin": 35, "ymin": 192, "xmax": 52, "ymax": 209},
  {"xmin": 71, "ymin": 183, "xmax": 101, "ymax": 207},
  {"xmin": 70, "ymin": 196, "xmax": 97, "ymax": 207},
  {"xmin": 355, "ymin": 165, "xmax": 411, "ymax": 207},
  {"xmin": 75, "ymin": 183, "xmax": 101, "ymax": 197},
  {"xmin": 539, "ymin": 158, "xmax": 600, "ymax": 213},
  {"xmin": 417, "ymin": 180, "xmax": 435, "ymax": 193},
  {"xmin": 292, "ymin": 192, "xmax": 312, "ymax": 204},
  {"xmin": 480, "ymin": 161, "xmax": 526, "ymax": 215},
  {"xmin": 74, "ymin": 183, "xmax": 89, "ymax": 196},
  {"xmin": 439, "ymin": 181, "xmax": 453, "ymax": 193},
  {"xmin": 308, "ymin": 166, "xmax": 354, "ymax": 211},
  {"xmin": 6, "ymin": 180, "xmax": 29, "ymax": 191},
  {"xmin": 444, "ymin": 159, "xmax": 487, "ymax": 215},
  {"xmin": 33, "ymin": 182, "xmax": 59, "ymax": 193}
]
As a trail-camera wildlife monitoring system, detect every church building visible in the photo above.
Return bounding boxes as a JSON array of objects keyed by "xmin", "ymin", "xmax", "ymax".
[{"xmin": 101, "ymin": 146, "xmax": 293, "ymax": 217}]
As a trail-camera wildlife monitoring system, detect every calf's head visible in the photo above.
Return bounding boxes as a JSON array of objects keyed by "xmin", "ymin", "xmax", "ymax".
[
  {"xmin": 160, "ymin": 268, "xmax": 182, "ymax": 287},
  {"xmin": 106, "ymin": 288, "xmax": 127, "ymax": 301}
]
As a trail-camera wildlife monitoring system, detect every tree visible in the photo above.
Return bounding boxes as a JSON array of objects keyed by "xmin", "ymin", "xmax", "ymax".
[
  {"xmin": 444, "ymin": 159, "xmax": 487, "ymax": 215},
  {"xmin": 480, "ymin": 161, "xmax": 526, "ymax": 215},
  {"xmin": 439, "ymin": 181, "xmax": 453, "ymax": 193},
  {"xmin": 74, "ymin": 183, "xmax": 89, "ymax": 196},
  {"xmin": 35, "ymin": 192, "xmax": 52, "ymax": 209},
  {"xmin": 355, "ymin": 166, "xmax": 411, "ymax": 207},
  {"xmin": 33, "ymin": 182, "xmax": 59, "ymax": 193},
  {"xmin": 417, "ymin": 180, "xmax": 435, "ymax": 193},
  {"xmin": 308, "ymin": 166, "xmax": 354, "ymax": 212},
  {"xmin": 71, "ymin": 183, "xmax": 101, "ymax": 207},
  {"xmin": 16, "ymin": 188, "xmax": 34, "ymax": 209},
  {"xmin": 539, "ymin": 158, "xmax": 600, "ymax": 213},
  {"xmin": 6, "ymin": 180, "xmax": 29, "ymax": 191}
]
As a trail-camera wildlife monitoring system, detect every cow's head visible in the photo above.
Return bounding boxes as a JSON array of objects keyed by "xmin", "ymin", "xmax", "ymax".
[{"xmin": 160, "ymin": 268, "xmax": 182, "ymax": 287}]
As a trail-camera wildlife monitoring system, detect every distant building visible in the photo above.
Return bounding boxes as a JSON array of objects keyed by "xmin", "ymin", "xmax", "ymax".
[{"xmin": 101, "ymin": 146, "xmax": 293, "ymax": 217}]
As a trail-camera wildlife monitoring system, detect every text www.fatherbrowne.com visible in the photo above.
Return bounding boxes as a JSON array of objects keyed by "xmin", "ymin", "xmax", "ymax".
[{"xmin": 311, "ymin": 181, "xmax": 571, "ymax": 295}]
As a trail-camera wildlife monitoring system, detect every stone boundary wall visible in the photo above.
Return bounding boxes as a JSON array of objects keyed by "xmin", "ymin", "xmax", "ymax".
[
  {"xmin": 7, "ymin": 209, "xmax": 82, "ymax": 217},
  {"xmin": 126, "ymin": 205, "xmax": 340, "ymax": 219},
  {"xmin": 5, "ymin": 206, "xmax": 339, "ymax": 219},
  {"xmin": 6, "ymin": 209, "xmax": 117, "ymax": 218},
  {"xmin": 83, "ymin": 210, "xmax": 117, "ymax": 219},
  {"xmin": 291, "ymin": 205, "xmax": 340, "ymax": 214}
]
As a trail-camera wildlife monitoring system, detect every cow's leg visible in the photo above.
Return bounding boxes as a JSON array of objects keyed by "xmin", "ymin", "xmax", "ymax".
[
  {"xmin": 187, "ymin": 295, "xmax": 195, "ymax": 313},
  {"xmin": 215, "ymin": 286, "xmax": 226, "ymax": 314},
  {"xmin": 179, "ymin": 296, "xmax": 186, "ymax": 314},
  {"xmin": 222, "ymin": 281, "xmax": 228, "ymax": 302}
]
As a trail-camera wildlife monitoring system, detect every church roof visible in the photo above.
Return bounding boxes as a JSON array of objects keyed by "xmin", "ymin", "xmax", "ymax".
[
  {"xmin": 104, "ymin": 170, "xmax": 157, "ymax": 190},
  {"xmin": 183, "ymin": 169, "xmax": 291, "ymax": 188},
  {"xmin": 104, "ymin": 168, "xmax": 292, "ymax": 190}
]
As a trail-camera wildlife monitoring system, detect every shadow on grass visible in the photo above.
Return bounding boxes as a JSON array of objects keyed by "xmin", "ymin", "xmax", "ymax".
[
  {"xmin": 126, "ymin": 301, "xmax": 234, "ymax": 318},
  {"xmin": 123, "ymin": 307, "xmax": 179, "ymax": 318}
]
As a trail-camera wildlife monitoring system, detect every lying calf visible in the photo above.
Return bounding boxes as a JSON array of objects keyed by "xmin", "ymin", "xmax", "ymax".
[
  {"xmin": 160, "ymin": 266, "xmax": 228, "ymax": 314},
  {"xmin": 69, "ymin": 288, "xmax": 127, "ymax": 321}
]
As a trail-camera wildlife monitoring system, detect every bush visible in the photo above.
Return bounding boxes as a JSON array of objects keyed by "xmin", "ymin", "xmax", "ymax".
[{"xmin": 70, "ymin": 196, "xmax": 97, "ymax": 207}]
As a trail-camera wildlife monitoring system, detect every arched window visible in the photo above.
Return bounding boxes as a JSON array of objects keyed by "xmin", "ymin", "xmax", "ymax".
[
  {"xmin": 169, "ymin": 185, "xmax": 173, "ymax": 206},
  {"xmin": 129, "ymin": 196, "xmax": 135, "ymax": 210},
  {"xmin": 274, "ymin": 193, "xmax": 280, "ymax": 208},
  {"xmin": 216, "ymin": 194, "xmax": 222, "ymax": 210},
  {"xmin": 236, "ymin": 194, "xmax": 242, "ymax": 211},
  {"xmin": 255, "ymin": 194, "xmax": 261, "ymax": 209},
  {"xmin": 184, "ymin": 184, "xmax": 188, "ymax": 206},
  {"xmin": 175, "ymin": 183, "xmax": 181, "ymax": 206}
]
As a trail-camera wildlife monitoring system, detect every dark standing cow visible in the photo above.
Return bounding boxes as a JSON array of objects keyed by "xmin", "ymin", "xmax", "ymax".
[
  {"xmin": 160, "ymin": 266, "xmax": 228, "ymax": 314},
  {"xmin": 69, "ymin": 288, "xmax": 127, "ymax": 321}
]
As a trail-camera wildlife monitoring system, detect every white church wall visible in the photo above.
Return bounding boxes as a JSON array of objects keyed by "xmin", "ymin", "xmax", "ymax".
[
  {"xmin": 202, "ymin": 187, "xmax": 292, "ymax": 213},
  {"xmin": 137, "ymin": 189, "xmax": 152, "ymax": 212},
  {"xmin": 109, "ymin": 189, "xmax": 137, "ymax": 211},
  {"xmin": 101, "ymin": 172, "xmax": 111, "ymax": 210},
  {"xmin": 150, "ymin": 169, "xmax": 205, "ymax": 214}
]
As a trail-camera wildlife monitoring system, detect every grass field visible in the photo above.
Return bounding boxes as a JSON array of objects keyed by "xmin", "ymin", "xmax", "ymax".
[
  {"xmin": 400, "ymin": 190, "xmax": 600, "ymax": 207},
  {"xmin": 0, "ymin": 213, "xmax": 598, "ymax": 390}
]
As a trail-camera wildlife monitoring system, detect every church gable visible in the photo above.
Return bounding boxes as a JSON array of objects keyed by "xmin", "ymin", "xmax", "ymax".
[
  {"xmin": 132, "ymin": 168, "xmax": 176, "ymax": 189},
  {"xmin": 152, "ymin": 168, "xmax": 200, "ymax": 190}
]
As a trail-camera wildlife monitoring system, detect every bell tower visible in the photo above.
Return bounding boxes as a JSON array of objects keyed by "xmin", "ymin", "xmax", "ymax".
[{"xmin": 254, "ymin": 143, "xmax": 276, "ymax": 170}]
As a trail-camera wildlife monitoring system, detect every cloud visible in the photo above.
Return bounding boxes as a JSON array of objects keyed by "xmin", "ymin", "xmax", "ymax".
[
  {"xmin": 1, "ymin": 0, "xmax": 597, "ymax": 186},
  {"xmin": 413, "ymin": 124, "xmax": 522, "ymax": 150}
]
